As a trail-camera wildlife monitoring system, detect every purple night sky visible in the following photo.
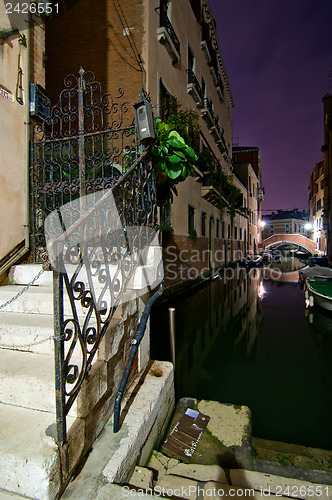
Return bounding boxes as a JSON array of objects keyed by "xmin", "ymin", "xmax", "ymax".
[{"xmin": 209, "ymin": 0, "xmax": 332, "ymax": 212}]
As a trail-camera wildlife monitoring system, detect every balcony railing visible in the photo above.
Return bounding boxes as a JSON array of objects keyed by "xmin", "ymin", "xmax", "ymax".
[
  {"xmin": 187, "ymin": 69, "xmax": 204, "ymax": 106},
  {"xmin": 201, "ymin": 22, "xmax": 213, "ymax": 64},
  {"xmin": 216, "ymin": 74, "xmax": 224, "ymax": 100},
  {"xmin": 157, "ymin": 10, "xmax": 180, "ymax": 63},
  {"xmin": 218, "ymin": 130, "xmax": 227, "ymax": 153},
  {"xmin": 201, "ymin": 97, "xmax": 214, "ymax": 126}
]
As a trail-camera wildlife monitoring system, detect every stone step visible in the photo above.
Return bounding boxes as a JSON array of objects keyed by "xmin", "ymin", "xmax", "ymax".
[
  {"xmin": 0, "ymin": 311, "xmax": 54, "ymax": 354},
  {"xmin": 0, "ymin": 350, "xmax": 55, "ymax": 413},
  {"xmin": 252, "ymin": 437, "xmax": 332, "ymax": 473},
  {"xmin": 0, "ymin": 349, "xmax": 105, "ymax": 418},
  {"xmin": 230, "ymin": 468, "xmax": 331, "ymax": 499},
  {"xmin": 0, "ymin": 403, "xmax": 61, "ymax": 500},
  {"xmin": 0, "ymin": 285, "xmax": 94, "ymax": 317},
  {"xmin": 0, "ymin": 489, "xmax": 31, "ymax": 498},
  {"xmin": 9, "ymin": 262, "xmax": 161, "ymax": 293},
  {"xmin": 9, "ymin": 264, "xmax": 53, "ymax": 287},
  {"xmin": 127, "ymin": 459, "xmax": 332, "ymax": 499},
  {"xmin": 0, "ymin": 285, "xmax": 55, "ymax": 314}
]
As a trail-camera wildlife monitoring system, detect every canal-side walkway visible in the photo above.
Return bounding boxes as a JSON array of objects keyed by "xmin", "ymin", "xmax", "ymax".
[{"xmin": 32, "ymin": 396, "xmax": 332, "ymax": 499}]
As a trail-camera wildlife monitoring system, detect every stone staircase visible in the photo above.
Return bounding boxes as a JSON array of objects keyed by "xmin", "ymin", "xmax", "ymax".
[
  {"xmin": 0, "ymin": 255, "xmax": 164, "ymax": 499},
  {"xmin": 0, "ymin": 264, "xmax": 64, "ymax": 499}
]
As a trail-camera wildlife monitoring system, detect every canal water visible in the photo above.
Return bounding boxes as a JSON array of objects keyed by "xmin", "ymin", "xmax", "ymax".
[{"xmin": 150, "ymin": 258, "xmax": 332, "ymax": 449}]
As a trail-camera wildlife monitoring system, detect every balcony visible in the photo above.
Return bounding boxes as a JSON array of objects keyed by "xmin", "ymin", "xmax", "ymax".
[
  {"xmin": 201, "ymin": 185, "xmax": 222, "ymax": 206},
  {"xmin": 258, "ymin": 187, "xmax": 265, "ymax": 203},
  {"xmin": 209, "ymin": 49, "xmax": 218, "ymax": 85},
  {"xmin": 157, "ymin": 13, "xmax": 180, "ymax": 64},
  {"xmin": 216, "ymin": 74, "xmax": 224, "ymax": 101},
  {"xmin": 209, "ymin": 117, "xmax": 221, "ymax": 141},
  {"xmin": 217, "ymin": 130, "xmax": 227, "ymax": 153},
  {"xmin": 201, "ymin": 22, "xmax": 213, "ymax": 64},
  {"xmin": 201, "ymin": 97, "xmax": 214, "ymax": 127},
  {"xmin": 187, "ymin": 69, "xmax": 204, "ymax": 107}
]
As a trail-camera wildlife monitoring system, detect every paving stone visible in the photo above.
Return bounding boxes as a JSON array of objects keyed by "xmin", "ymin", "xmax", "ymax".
[
  {"xmin": 154, "ymin": 474, "xmax": 198, "ymax": 500},
  {"xmin": 230, "ymin": 469, "xmax": 331, "ymax": 499},
  {"xmin": 0, "ymin": 489, "xmax": 31, "ymax": 499},
  {"xmin": 204, "ymin": 482, "xmax": 273, "ymax": 499},
  {"xmin": 198, "ymin": 400, "xmax": 251, "ymax": 448},
  {"xmin": 128, "ymin": 466, "xmax": 154, "ymax": 490},
  {"xmin": 147, "ymin": 450, "xmax": 180, "ymax": 481},
  {"xmin": 96, "ymin": 482, "xmax": 171, "ymax": 499},
  {"xmin": 168, "ymin": 463, "xmax": 227, "ymax": 483}
]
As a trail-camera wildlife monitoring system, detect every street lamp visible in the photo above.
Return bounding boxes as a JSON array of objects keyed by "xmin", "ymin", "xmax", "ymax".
[{"xmin": 133, "ymin": 99, "xmax": 155, "ymax": 142}]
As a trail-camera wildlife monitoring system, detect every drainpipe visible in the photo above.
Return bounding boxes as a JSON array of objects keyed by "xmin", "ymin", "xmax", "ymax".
[{"xmin": 23, "ymin": 13, "xmax": 31, "ymax": 258}]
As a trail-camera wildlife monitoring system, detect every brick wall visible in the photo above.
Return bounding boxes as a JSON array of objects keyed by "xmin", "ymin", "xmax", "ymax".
[
  {"xmin": 45, "ymin": 0, "xmax": 143, "ymax": 105},
  {"xmin": 162, "ymin": 235, "xmax": 246, "ymax": 286},
  {"xmin": 30, "ymin": 15, "xmax": 45, "ymax": 87}
]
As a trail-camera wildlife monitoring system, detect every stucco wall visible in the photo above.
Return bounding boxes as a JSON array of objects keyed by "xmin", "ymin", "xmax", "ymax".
[{"xmin": 0, "ymin": 7, "xmax": 29, "ymax": 261}]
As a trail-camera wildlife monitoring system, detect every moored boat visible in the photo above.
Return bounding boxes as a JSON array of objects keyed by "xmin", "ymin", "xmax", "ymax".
[
  {"xmin": 240, "ymin": 254, "xmax": 263, "ymax": 269},
  {"xmin": 298, "ymin": 265, "xmax": 332, "ymax": 287},
  {"xmin": 305, "ymin": 279, "xmax": 332, "ymax": 312}
]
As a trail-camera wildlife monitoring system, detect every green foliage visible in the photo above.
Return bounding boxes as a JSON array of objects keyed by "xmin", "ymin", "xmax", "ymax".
[
  {"xmin": 197, "ymin": 149, "xmax": 217, "ymax": 172},
  {"xmin": 203, "ymin": 164, "xmax": 243, "ymax": 222},
  {"xmin": 160, "ymin": 221, "xmax": 174, "ymax": 247},
  {"xmin": 161, "ymin": 96, "xmax": 200, "ymax": 147},
  {"xmin": 189, "ymin": 227, "xmax": 197, "ymax": 240},
  {"xmin": 151, "ymin": 119, "xmax": 198, "ymax": 181},
  {"xmin": 151, "ymin": 118, "xmax": 198, "ymax": 205},
  {"xmin": 225, "ymin": 179, "xmax": 243, "ymax": 221}
]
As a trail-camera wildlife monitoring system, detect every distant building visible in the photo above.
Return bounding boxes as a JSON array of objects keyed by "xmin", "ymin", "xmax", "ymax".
[
  {"xmin": 261, "ymin": 209, "xmax": 309, "ymax": 240},
  {"xmin": 308, "ymin": 160, "xmax": 326, "ymax": 254},
  {"xmin": 233, "ymin": 147, "xmax": 264, "ymax": 254},
  {"xmin": 233, "ymin": 162, "xmax": 260, "ymax": 255},
  {"xmin": 322, "ymin": 94, "xmax": 332, "ymax": 262}
]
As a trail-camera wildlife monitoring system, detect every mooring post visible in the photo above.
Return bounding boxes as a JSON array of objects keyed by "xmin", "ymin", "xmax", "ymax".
[{"xmin": 168, "ymin": 307, "xmax": 176, "ymax": 368}]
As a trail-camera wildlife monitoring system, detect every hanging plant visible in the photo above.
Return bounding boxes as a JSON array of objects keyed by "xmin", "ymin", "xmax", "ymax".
[
  {"xmin": 225, "ymin": 179, "xmax": 243, "ymax": 221},
  {"xmin": 150, "ymin": 118, "xmax": 198, "ymax": 205},
  {"xmin": 151, "ymin": 119, "xmax": 197, "ymax": 181}
]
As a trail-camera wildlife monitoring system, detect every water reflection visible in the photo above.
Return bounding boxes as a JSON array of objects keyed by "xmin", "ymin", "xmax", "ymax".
[{"xmin": 150, "ymin": 258, "xmax": 332, "ymax": 448}]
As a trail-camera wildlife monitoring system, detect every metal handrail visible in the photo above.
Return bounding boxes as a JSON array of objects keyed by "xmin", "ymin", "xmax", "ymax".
[{"xmin": 113, "ymin": 287, "xmax": 163, "ymax": 433}]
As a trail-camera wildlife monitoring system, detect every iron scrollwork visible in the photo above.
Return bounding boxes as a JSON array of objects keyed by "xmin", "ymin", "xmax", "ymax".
[
  {"xmin": 31, "ymin": 67, "xmax": 137, "ymax": 263},
  {"xmin": 32, "ymin": 70, "xmax": 160, "ymax": 473}
]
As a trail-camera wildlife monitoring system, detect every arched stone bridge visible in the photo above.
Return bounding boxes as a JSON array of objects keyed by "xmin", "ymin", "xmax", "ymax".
[{"xmin": 262, "ymin": 233, "xmax": 317, "ymax": 254}]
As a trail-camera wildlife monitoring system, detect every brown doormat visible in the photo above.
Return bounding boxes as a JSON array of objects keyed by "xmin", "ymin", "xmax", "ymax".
[{"xmin": 161, "ymin": 408, "xmax": 210, "ymax": 462}]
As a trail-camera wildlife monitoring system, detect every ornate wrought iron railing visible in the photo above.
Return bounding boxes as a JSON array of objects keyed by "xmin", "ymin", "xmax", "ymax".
[
  {"xmin": 50, "ymin": 150, "xmax": 158, "ymax": 477},
  {"xmin": 187, "ymin": 69, "xmax": 204, "ymax": 102},
  {"xmin": 31, "ymin": 69, "xmax": 160, "ymax": 481},
  {"xmin": 160, "ymin": 10, "xmax": 180, "ymax": 55}
]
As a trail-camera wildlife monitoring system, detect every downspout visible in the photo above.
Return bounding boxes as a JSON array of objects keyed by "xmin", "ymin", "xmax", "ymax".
[{"xmin": 22, "ymin": 12, "xmax": 31, "ymax": 260}]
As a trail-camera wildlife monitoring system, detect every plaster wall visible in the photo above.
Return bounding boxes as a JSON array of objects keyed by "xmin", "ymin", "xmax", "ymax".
[{"xmin": 0, "ymin": 9, "xmax": 28, "ymax": 260}]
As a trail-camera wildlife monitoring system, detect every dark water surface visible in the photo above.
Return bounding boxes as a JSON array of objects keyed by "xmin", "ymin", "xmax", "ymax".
[{"xmin": 150, "ymin": 261, "xmax": 332, "ymax": 449}]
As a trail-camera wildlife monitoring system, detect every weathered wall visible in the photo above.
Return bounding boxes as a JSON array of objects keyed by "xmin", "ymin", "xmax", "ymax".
[{"xmin": 0, "ymin": 6, "xmax": 28, "ymax": 261}]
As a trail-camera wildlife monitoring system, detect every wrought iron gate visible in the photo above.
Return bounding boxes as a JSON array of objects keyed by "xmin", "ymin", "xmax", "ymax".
[
  {"xmin": 31, "ymin": 69, "xmax": 159, "ymax": 482},
  {"xmin": 31, "ymin": 67, "xmax": 141, "ymax": 263}
]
